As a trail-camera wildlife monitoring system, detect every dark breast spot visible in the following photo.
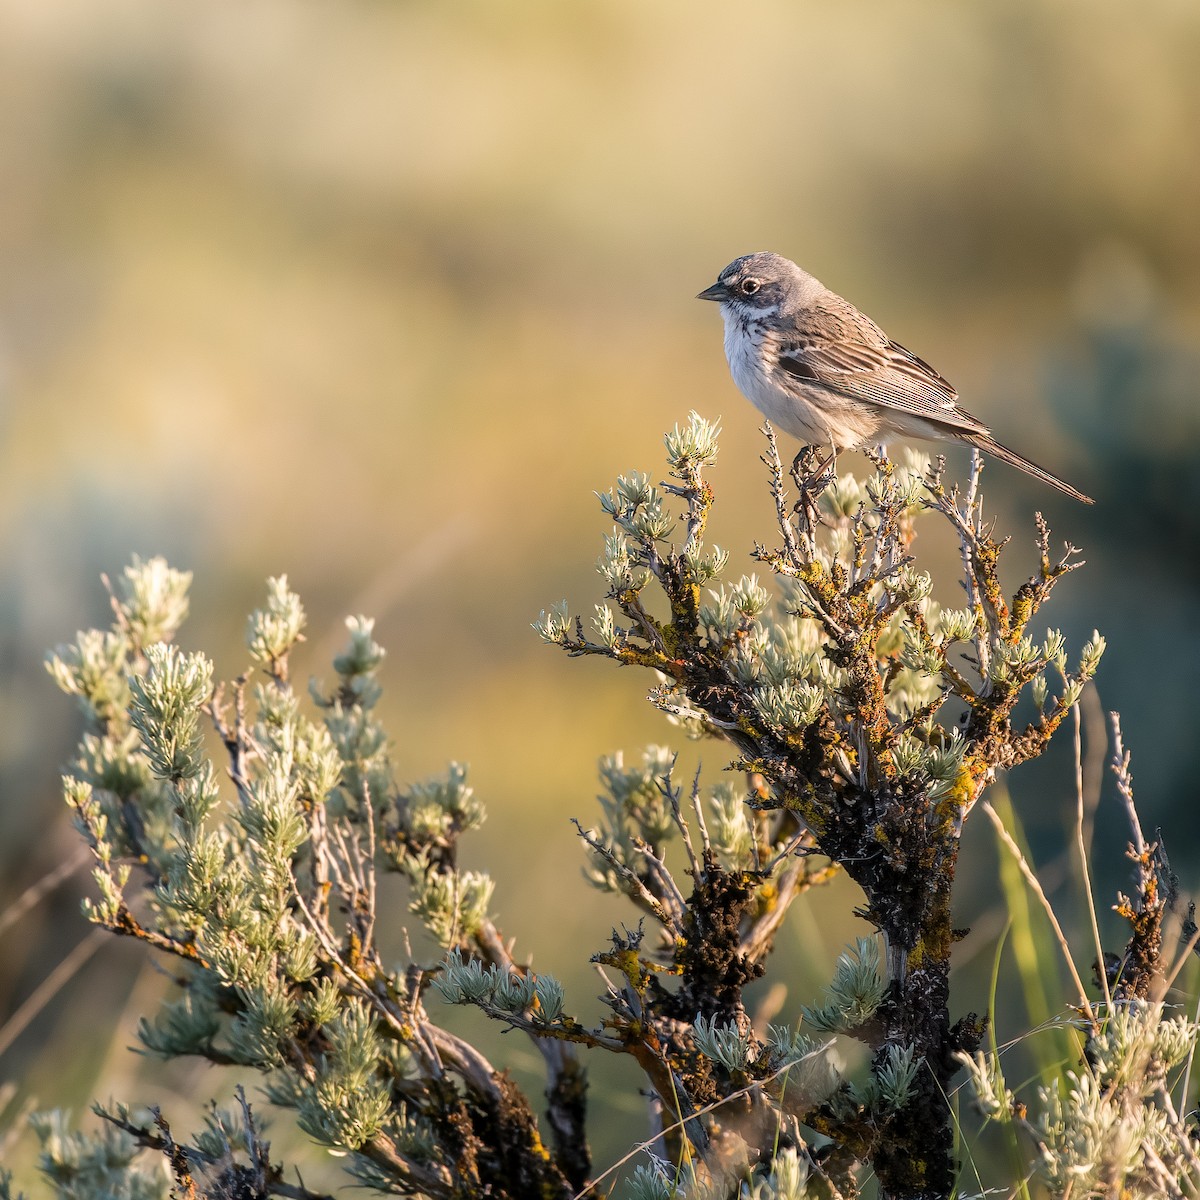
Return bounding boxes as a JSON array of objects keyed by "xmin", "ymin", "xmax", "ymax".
[{"xmin": 779, "ymin": 355, "xmax": 820, "ymax": 383}]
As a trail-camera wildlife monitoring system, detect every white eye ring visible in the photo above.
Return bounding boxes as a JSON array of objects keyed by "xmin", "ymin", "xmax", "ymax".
[{"xmin": 740, "ymin": 279, "xmax": 761, "ymax": 296}]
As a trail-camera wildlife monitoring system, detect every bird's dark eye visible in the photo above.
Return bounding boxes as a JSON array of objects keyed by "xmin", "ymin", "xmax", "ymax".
[{"xmin": 740, "ymin": 278, "xmax": 761, "ymax": 296}]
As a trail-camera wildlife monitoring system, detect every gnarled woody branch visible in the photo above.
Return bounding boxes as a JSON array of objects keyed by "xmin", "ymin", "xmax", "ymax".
[{"xmin": 537, "ymin": 415, "xmax": 1100, "ymax": 1198}]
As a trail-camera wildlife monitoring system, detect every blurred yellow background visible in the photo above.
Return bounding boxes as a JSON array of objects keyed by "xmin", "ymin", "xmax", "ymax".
[{"xmin": 2, "ymin": 0, "xmax": 1199, "ymax": 1188}]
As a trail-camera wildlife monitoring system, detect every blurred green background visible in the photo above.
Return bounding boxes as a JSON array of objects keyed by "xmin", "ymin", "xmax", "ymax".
[{"xmin": 2, "ymin": 0, "xmax": 1199, "ymax": 1189}]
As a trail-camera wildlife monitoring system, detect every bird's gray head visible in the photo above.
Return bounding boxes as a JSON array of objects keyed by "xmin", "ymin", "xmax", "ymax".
[{"xmin": 696, "ymin": 252, "xmax": 822, "ymax": 318}]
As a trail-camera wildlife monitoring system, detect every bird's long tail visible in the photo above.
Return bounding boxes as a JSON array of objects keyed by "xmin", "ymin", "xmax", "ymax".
[{"xmin": 963, "ymin": 433, "xmax": 1094, "ymax": 505}]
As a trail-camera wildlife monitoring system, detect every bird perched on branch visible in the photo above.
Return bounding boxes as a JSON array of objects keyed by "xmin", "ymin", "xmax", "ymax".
[{"xmin": 698, "ymin": 252, "xmax": 1093, "ymax": 504}]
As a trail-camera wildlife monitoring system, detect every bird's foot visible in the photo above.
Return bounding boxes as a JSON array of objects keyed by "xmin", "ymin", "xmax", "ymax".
[
  {"xmin": 790, "ymin": 446, "xmax": 837, "ymax": 528},
  {"xmin": 789, "ymin": 446, "xmax": 838, "ymax": 488}
]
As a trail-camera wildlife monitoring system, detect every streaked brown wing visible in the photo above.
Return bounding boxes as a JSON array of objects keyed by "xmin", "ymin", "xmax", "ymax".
[{"xmin": 776, "ymin": 296, "xmax": 988, "ymax": 437}]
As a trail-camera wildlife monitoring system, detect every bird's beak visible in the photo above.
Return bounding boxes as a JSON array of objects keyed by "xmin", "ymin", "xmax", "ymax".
[{"xmin": 696, "ymin": 280, "xmax": 727, "ymax": 302}]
